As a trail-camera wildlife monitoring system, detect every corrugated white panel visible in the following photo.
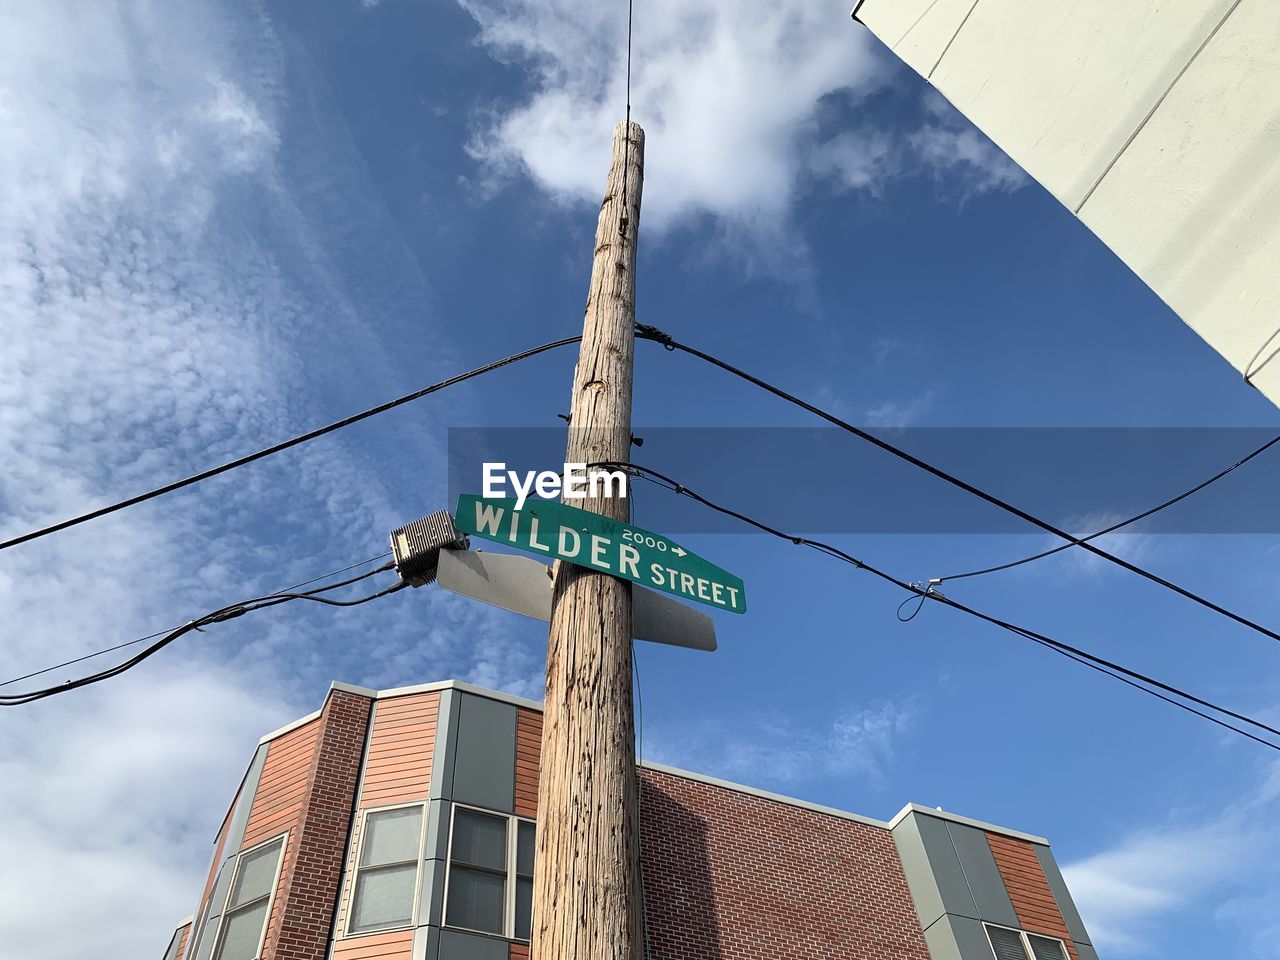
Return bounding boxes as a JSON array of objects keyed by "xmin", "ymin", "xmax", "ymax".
[
  {"xmin": 853, "ymin": 0, "xmax": 1280, "ymax": 408},
  {"xmin": 930, "ymin": 0, "xmax": 1232, "ymax": 209},
  {"xmin": 1079, "ymin": 0, "xmax": 1280, "ymax": 398},
  {"xmin": 855, "ymin": 0, "xmax": 979, "ymax": 79}
]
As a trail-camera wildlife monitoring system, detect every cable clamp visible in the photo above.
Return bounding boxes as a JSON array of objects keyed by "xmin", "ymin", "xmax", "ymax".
[
  {"xmin": 635, "ymin": 323, "xmax": 676, "ymax": 351},
  {"xmin": 898, "ymin": 580, "xmax": 943, "ymax": 622}
]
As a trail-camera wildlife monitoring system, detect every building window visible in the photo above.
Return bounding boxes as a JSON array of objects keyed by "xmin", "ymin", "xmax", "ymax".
[
  {"xmin": 1025, "ymin": 933, "xmax": 1070, "ymax": 960},
  {"xmin": 212, "ymin": 834, "xmax": 286, "ymax": 960},
  {"xmin": 444, "ymin": 805, "xmax": 536, "ymax": 941},
  {"xmin": 348, "ymin": 804, "xmax": 427, "ymax": 934},
  {"xmin": 984, "ymin": 923, "xmax": 1069, "ymax": 960}
]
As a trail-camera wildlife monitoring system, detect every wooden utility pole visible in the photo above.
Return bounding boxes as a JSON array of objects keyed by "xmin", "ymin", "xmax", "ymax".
[{"xmin": 531, "ymin": 119, "xmax": 644, "ymax": 960}]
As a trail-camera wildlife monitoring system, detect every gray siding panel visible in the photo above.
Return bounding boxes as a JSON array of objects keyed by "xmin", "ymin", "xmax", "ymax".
[
  {"xmin": 412, "ymin": 925, "xmax": 439, "ymax": 960},
  {"xmin": 191, "ymin": 861, "xmax": 234, "ymax": 960},
  {"xmin": 1034, "ymin": 845, "xmax": 1092, "ymax": 946},
  {"xmin": 419, "ymin": 856, "xmax": 448, "ymax": 929},
  {"xmin": 1074, "ymin": 941, "xmax": 1100, "ymax": 960},
  {"xmin": 924, "ymin": 914, "xmax": 996, "ymax": 960},
  {"xmin": 893, "ymin": 815, "xmax": 948, "ymax": 929},
  {"xmin": 425, "ymin": 799, "xmax": 452, "ymax": 862},
  {"xmin": 436, "ymin": 929, "xmax": 509, "ymax": 960},
  {"xmin": 431, "ymin": 689, "xmax": 462, "ymax": 802},
  {"xmin": 161, "ymin": 927, "xmax": 184, "ymax": 960},
  {"xmin": 225, "ymin": 744, "xmax": 268, "ymax": 854},
  {"xmin": 916, "ymin": 813, "xmax": 981, "ymax": 921},
  {"xmin": 451, "ymin": 693, "xmax": 516, "ymax": 813},
  {"xmin": 948, "ymin": 822, "xmax": 1019, "ymax": 929},
  {"xmin": 188, "ymin": 744, "xmax": 268, "ymax": 960},
  {"xmin": 951, "ymin": 915, "xmax": 1001, "ymax": 960}
]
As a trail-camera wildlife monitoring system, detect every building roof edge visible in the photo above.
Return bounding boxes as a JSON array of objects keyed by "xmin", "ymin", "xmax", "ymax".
[
  {"xmin": 887, "ymin": 803, "xmax": 1050, "ymax": 846},
  {"xmin": 246, "ymin": 680, "xmax": 1053, "ymax": 848},
  {"xmin": 640, "ymin": 760, "xmax": 891, "ymax": 829}
]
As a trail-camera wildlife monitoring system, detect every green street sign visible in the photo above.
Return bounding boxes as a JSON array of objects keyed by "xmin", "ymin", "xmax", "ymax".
[{"xmin": 455, "ymin": 494, "xmax": 746, "ymax": 614}]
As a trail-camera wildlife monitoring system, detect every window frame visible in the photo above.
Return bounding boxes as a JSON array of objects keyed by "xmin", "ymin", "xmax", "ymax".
[
  {"xmin": 210, "ymin": 832, "xmax": 288, "ymax": 960},
  {"xmin": 441, "ymin": 802, "xmax": 536, "ymax": 943},
  {"xmin": 982, "ymin": 922, "xmax": 1070, "ymax": 960},
  {"xmin": 343, "ymin": 801, "xmax": 429, "ymax": 937}
]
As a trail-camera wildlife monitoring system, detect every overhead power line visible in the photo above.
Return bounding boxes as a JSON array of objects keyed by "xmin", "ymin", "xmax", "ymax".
[
  {"xmin": 634, "ymin": 324, "xmax": 1280, "ymax": 646},
  {"xmin": 598, "ymin": 460, "xmax": 1280, "ymax": 752},
  {"xmin": 0, "ymin": 335, "xmax": 582, "ymax": 554},
  {"xmin": 0, "ymin": 551, "xmax": 393, "ymax": 689},
  {"xmin": 938, "ymin": 430, "xmax": 1280, "ymax": 583},
  {"xmin": 0, "ymin": 561, "xmax": 404, "ymax": 706}
]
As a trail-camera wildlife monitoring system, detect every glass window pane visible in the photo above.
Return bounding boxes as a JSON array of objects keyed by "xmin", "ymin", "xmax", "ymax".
[
  {"xmin": 451, "ymin": 809, "xmax": 507, "ymax": 871},
  {"xmin": 516, "ymin": 821, "xmax": 535, "ymax": 877},
  {"xmin": 350, "ymin": 863, "xmax": 418, "ymax": 932},
  {"xmin": 215, "ymin": 900, "xmax": 269, "ymax": 960},
  {"xmin": 361, "ymin": 807, "xmax": 423, "ymax": 867},
  {"xmin": 229, "ymin": 841, "xmax": 282, "ymax": 909},
  {"xmin": 514, "ymin": 876, "xmax": 534, "ymax": 940},
  {"xmin": 1027, "ymin": 935, "xmax": 1068, "ymax": 960},
  {"xmin": 445, "ymin": 865, "xmax": 505, "ymax": 934},
  {"xmin": 987, "ymin": 926, "xmax": 1031, "ymax": 960}
]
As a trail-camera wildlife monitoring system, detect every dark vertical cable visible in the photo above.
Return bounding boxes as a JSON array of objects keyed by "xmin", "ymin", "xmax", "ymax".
[{"xmin": 619, "ymin": 0, "xmax": 635, "ymax": 240}]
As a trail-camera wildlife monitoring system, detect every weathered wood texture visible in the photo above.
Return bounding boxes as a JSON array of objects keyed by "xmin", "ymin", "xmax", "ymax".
[{"xmin": 532, "ymin": 119, "xmax": 644, "ymax": 960}]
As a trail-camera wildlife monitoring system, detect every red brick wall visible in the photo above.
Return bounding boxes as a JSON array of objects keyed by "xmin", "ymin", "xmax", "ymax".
[
  {"xmin": 638, "ymin": 768, "xmax": 932, "ymax": 960},
  {"xmin": 174, "ymin": 923, "xmax": 191, "ymax": 960},
  {"xmin": 264, "ymin": 688, "xmax": 373, "ymax": 960},
  {"xmin": 987, "ymin": 833, "xmax": 1080, "ymax": 960}
]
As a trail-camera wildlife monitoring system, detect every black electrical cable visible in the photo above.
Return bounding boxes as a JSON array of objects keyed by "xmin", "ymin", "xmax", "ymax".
[
  {"xmin": 939, "ymin": 431, "xmax": 1280, "ymax": 583},
  {"xmin": 0, "ymin": 551, "xmax": 393, "ymax": 689},
  {"xmin": 0, "ymin": 335, "xmax": 582, "ymax": 553},
  {"xmin": 596, "ymin": 459, "xmax": 1280, "ymax": 752},
  {"xmin": 0, "ymin": 563, "xmax": 404, "ymax": 705},
  {"xmin": 635, "ymin": 324, "xmax": 1280, "ymax": 646}
]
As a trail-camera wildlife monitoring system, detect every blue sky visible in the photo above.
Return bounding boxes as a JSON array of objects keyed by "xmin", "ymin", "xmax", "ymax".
[{"xmin": 2, "ymin": 2, "xmax": 1279, "ymax": 958}]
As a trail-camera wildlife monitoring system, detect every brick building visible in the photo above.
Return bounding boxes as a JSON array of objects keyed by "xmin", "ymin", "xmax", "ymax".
[{"xmin": 162, "ymin": 680, "xmax": 1097, "ymax": 960}]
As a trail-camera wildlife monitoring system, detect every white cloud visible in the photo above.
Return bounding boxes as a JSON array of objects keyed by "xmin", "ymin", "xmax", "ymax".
[
  {"xmin": 1062, "ymin": 760, "xmax": 1280, "ymax": 956},
  {"xmin": 809, "ymin": 131, "xmax": 899, "ymax": 192},
  {"xmin": 647, "ymin": 698, "xmax": 915, "ymax": 788},
  {"xmin": 456, "ymin": 0, "xmax": 1025, "ymax": 251},
  {"xmin": 0, "ymin": 669, "xmax": 292, "ymax": 960},
  {"xmin": 460, "ymin": 0, "xmax": 880, "ymax": 232}
]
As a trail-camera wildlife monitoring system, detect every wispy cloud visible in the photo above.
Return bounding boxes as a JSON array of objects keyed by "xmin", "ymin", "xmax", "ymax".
[
  {"xmin": 1045, "ymin": 510, "xmax": 1167, "ymax": 579},
  {"xmin": 864, "ymin": 390, "xmax": 936, "ymax": 427},
  {"xmin": 906, "ymin": 93, "xmax": 1027, "ymax": 201},
  {"xmin": 1062, "ymin": 760, "xmax": 1280, "ymax": 956},
  {"xmin": 0, "ymin": 5, "xmax": 531, "ymax": 957},
  {"xmin": 646, "ymin": 698, "xmax": 915, "ymax": 789},
  {"xmin": 810, "ymin": 95, "xmax": 1026, "ymax": 204}
]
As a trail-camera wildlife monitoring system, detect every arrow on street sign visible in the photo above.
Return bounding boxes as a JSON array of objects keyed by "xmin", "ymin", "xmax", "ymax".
[
  {"xmin": 436, "ymin": 549, "xmax": 717, "ymax": 651},
  {"xmin": 454, "ymin": 494, "xmax": 746, "ymax": 614}
]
